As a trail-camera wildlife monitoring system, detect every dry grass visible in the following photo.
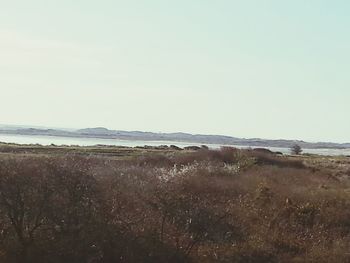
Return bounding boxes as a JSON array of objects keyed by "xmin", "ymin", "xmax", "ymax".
[{"xmin": 0, "ymin": 147, "xmax": 349, "ymax": 262}]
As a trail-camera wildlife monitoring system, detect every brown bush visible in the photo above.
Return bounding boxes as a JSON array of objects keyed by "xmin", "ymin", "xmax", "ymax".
[{"xmin": 0, "ymin": 150, "xmax": 348, "ymax": 262}]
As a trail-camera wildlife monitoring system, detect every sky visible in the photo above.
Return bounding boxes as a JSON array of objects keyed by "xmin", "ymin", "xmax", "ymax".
[{"xmin": 0, "ymin": 0, "xmax": 350, "ymax": 142}]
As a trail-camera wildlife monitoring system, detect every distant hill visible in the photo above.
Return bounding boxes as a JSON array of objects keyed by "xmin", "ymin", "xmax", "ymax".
[
  {"xmin": 0, "ymin": 125, "xmax": 349, "ymax": 149},
  {"xmin": 78, "ymin": 127, "xmax": 115, "ymax": 135}
]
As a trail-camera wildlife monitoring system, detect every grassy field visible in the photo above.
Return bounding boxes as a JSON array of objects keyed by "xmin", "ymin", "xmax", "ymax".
[{"xmin": 0, "ymin": 143, "xmax": 349, "ymax": 262}]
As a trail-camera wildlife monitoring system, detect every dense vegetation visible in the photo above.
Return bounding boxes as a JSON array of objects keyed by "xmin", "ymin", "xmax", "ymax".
[{"xmin": 0, "ymin": 148, "xmax": 349, "ymax": 263}]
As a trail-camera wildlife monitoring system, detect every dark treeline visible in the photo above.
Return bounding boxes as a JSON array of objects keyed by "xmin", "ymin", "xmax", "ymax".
[{"xmin": 0, "ymin": 148, "xmax": 349, "ymax": 262}]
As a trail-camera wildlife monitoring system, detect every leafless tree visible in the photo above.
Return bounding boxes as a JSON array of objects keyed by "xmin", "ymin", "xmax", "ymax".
[{"xmin": 290, "ymin": 144, "xmax": 302, "ymax": 155}]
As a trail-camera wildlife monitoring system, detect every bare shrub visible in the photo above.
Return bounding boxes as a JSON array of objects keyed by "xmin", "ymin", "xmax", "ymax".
[{"xmin": 0, "ymin": 150, "xmax": 348, "ymax": 262}]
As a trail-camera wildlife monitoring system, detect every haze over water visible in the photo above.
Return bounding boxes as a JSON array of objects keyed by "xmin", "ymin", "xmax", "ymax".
[{"xmin": 1, "ymin": 134, "xmax": 350, "ymax": 156}]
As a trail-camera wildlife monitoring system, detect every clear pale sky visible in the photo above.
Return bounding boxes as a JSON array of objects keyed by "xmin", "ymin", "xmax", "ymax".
[{"xmin": 1, "ymin": 1, "xmax": 349, "ymax": 142}]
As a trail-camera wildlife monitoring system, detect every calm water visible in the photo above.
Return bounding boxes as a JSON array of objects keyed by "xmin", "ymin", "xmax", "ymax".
[{"xmin": 1, "ymin": 134, "xmax": 350, "ymax": 156}]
